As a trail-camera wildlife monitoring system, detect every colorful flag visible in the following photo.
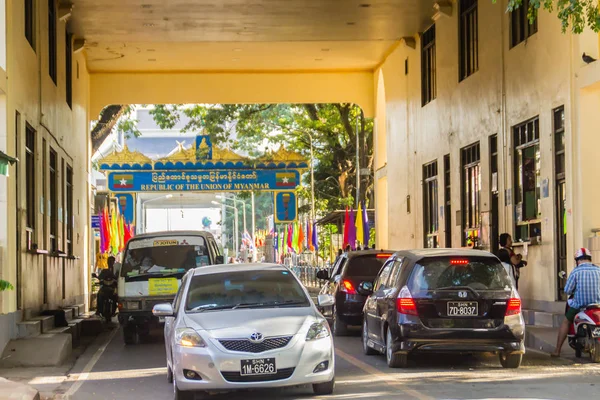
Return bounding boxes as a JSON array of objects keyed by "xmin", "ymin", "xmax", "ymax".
[
  {"xmin": 292, "ymin": 223, "xmax": 299, "ymax": 253},
  {"xmin": 287, "ymin": 224, "xmax": 293, "ymax": 252},
  {"xmin": 113, "ymin": 174, "xmax": 134, "ymax": 189},
  {"xmin": 343, "ymin": 207, "xmax": 350, "ymax": 249},
  {"xmin": 355, "ymin": 202, "xmax": 364, "ymax": 246},
  {"xmin": 307, "ymin": 220, "xmax": 314, "ymax": 251},
  {"xmin": 362, "ymin": 201, "xmax": 370, "ymax": 247},
  {"xmin": 298, "ymin": 223, "xmax": 305, "ymax": 253},
  {"xmin": 275, "ymin": 172, "xmax": 296, "ymax": 187},
  {"xmin": 312, "ymin": 222, "xmax": 319, "ymax": 252},
  {"xmin": 348, "ymin": 208, "xmax": 356, "ymax": 250}
]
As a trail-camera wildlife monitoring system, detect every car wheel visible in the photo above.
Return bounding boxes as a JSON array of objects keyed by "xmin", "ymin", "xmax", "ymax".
[
  {"xmin": 385, "ymin": 328, "xmax": 408, "ymax": 368},
  {"xmin": 123, "ymin": 324, "xmax": 138, "ymax": 345},
  {"xmin": 362, "ymin": 320, "xmax": 377, "ymax": 355},
  {"xmin": 167, "ymin": 364, "xmax": 173, "ymax": 384},
  {"xmin": 499, "ymin": 352, "xmax": 522, "ymax": 368},
  {"xmin": 313, "ymin": 378, "xmax": 335, "ymax": 395},
  {"xmin": 332, "ymin": 306, "xmax": 348, "ymax": 337},
  {"xmin": 590, "ymin": 341, "xmax": 600, "ymax": 363}
]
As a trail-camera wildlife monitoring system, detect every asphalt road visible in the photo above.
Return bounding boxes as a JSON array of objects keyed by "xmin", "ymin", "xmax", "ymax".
[{"xmin": 51, "ymin": 324, "xmax": 600, "ymax": 400}]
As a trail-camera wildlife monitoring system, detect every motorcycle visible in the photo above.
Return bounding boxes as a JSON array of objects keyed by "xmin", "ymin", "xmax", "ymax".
[
  {"xmin": 559, "ymin": 271, "xmax": 600, "ymax": 362},
  {"xmin": 93, "ymin": 273, "xmax": 117, "ymax": 323}
]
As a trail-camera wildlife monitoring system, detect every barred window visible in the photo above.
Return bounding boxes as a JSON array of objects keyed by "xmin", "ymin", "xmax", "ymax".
[
  {"xmin": 459, "ymin": 0, "xmax": 478, "ymax": 81},
  {"xmin": 421, "ymin": 25, "xmax": 436, "ymax": 106},
  {"xmin": 423, "ymin": 161, "xmax": 439, "ymax": 248}
]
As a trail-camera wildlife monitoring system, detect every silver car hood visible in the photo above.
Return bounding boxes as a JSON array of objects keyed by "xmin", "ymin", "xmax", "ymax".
[{"xmin": 182, "ymin": 307, "xmax": 319, "ymax": 338}]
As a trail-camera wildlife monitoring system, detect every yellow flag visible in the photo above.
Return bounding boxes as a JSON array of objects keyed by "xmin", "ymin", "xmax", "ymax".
[{"xmin": 355, "ymin": 202, "xmax": 364, "ymax": 246}]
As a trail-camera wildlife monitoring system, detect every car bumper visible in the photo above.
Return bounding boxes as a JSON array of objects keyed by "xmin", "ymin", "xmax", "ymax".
[
  {"xmin": 391, "ymin": 314, "xmax": 526, "ymax": 355},
  {"xmin": 173, "ymin": 335, "xmax": 335, "ymax": 391}
]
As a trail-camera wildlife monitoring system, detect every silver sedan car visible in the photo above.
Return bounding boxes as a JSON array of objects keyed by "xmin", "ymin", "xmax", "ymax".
[{"xmin": 153, "ymin": 263, "xmax": 335, "ymax": 400}]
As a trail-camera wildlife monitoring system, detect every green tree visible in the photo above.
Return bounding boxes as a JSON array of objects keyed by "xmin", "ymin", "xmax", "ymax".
[
  {"xmin": 499, "ymin": 0, "xmax": 600, "ymax": 33},
  {"xmin": 141, "ymin": 103, "xmax": 374, "ymax": 213}
]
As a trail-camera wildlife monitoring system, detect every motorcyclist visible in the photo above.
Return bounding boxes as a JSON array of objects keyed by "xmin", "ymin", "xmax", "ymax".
[
  {"xmin": 96, "ymin": 256, "xmax": 117, "ymax": 316},
  {"xmin": 551, "ymin": 248, "xmax": 600, "ymax": 357}
]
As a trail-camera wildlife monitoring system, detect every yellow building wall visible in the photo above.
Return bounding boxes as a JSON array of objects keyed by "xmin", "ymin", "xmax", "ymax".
[
  {"xmin": 375, "ymin": 1, "xmax": 575, "ymax": 304},
  {"xmin": 1, "ymin": 0, "xmax": 91, "ymax": 318}
]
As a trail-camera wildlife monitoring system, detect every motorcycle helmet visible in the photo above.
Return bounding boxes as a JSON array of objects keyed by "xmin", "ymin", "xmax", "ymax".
[{"xmin": 574, "ymin": 247, "xmax": 592, "ymax": 262}]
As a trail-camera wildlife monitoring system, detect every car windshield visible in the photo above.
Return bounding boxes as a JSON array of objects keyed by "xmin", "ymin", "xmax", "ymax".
[
  {"xmin": 409, "ymin": 257, "xmax": 513, "ymax": 292},
  {"xmin": 345, "ymin": 255, "xmax": 389, "ymax": 277},
  {"xmin": 121, "ymin": 235, "xmax": 210, "ymax": 278},
  {"xmin": 185, "ymin": 269, "xmax": 310, "ymax": 312}
]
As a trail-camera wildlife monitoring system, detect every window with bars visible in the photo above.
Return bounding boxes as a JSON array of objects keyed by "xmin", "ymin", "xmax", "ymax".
[
  {"xmin": 25, "ymin": 0, "xmax": 35, "ymax": 49},
  {"xmin": 459, "ymin": 0, "xmax": 478, "ymax": 81},
  {"xmin": 25, "ymin": 125, "xmax": 36, "ymax": 250},
  {"xmin": 461, "ymin": 142, "xmax": 481, "ymax": 246},
  {"xmin": 421, "ymin": 25, "xmax": 436, "ymax": 106},
  {"xmin": 513, "ymin": 117, "xmax": 541, "ymax": 241},
  {"xmin": 66, "ymin": 165, "xmax": 73, "ymax": 255},
  {"xmin": 554, "ymin": 107, "xmax": 565, "ymax": 179},
  {"xmin": 423, "ymin": 161, "xmax": 439, "ymax": 248},
  {"xmin": 48, "ymin": 0, "xmax": 57, "ymax": 84},
  {"xmin": 50, "ymin": 148, "xmax": 58, "ymax": 252},
  {"xmin": 510, "ymin": 0, "xmax": 537, "ymax": 48},
  {"xmin": 66, "ymin": 31, "xmax": 73, "ymax": 108},
  {"xmin": 444, "ymin": 154, "xmax": 452, "ymax": 247}
]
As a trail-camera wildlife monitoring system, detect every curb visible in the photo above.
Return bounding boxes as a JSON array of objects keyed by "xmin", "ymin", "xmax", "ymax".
[{"xmin": 0, "ymin": 378, "xmax": 40, "ymax": 400}]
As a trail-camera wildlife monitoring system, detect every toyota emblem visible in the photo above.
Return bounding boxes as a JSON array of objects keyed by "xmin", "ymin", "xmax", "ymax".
[
  {"xmin": 249, "ymin": 332, "xmax": 264, "ymax": 343},
  {"xmin": 458, "ymin": 291, "xmax": 468, "ymax": 298}
]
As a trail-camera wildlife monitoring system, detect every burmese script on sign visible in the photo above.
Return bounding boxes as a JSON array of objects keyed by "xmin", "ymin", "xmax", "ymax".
[{"xmin": 108, "ymin": 169, "xmax": 300, "ymax": 192}]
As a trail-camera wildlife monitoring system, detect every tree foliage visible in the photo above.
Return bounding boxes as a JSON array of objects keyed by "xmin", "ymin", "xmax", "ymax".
[
  {"xmin": 499, "ymin": 0, "xmax": 600, "ymax": 33},
  {"xmin": 138, "ymin": 103, "xmax": 374, "ymax": 213},
  {"xmin": 0, "ymin": 280, "xmax": 14, "ymax": 292}
]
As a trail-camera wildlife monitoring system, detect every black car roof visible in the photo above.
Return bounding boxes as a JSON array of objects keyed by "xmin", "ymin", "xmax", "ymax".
[{"xmin": 392, "ymin": 248, "xmax": 498, "ymax": 262}]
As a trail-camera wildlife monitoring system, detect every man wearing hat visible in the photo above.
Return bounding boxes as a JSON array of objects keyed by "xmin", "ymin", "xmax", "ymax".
[{"xmin": 551, "ymin": 248, "xmax": 600, "ymax": 357}]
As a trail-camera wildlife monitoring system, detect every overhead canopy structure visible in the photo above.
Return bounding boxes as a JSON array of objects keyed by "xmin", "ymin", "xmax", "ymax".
[{"xmin": 317, "ymin": 209, "xmax": 375, "ymax": 229}]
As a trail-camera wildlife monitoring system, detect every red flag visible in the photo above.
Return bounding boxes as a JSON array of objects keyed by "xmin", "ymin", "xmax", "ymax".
[{"xmin": 343, "ymin": 207, "xmax": 350, "ymax": 249}]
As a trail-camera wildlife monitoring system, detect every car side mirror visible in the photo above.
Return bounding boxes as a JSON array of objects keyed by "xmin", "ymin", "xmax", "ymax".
[
  {"xmin": 215, "ymin": 255, "xmax": 224, "ymax": 265},
  {"xmin": 153, "ymin": 303, "xmax": 175, "ymax": 317},
  {"xmin": 558, "ymin": 270, "xmax": 567, "ymax": 279},
  {"xmin": 358, "ymin": 281, "xmax": 374, "ymax": 296},
  {"xmin": 316, "ymin": 269, "xmax": 330, "ymax": 280},
  {"xmin": 317, "ymin": 294, "xmax": 335, "ymax": 308}
]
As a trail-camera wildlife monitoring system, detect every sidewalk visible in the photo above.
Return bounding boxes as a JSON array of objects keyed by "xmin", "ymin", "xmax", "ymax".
[{"xmin": 0, "ymin": 377, "xmax": 40, "ymax": 400}]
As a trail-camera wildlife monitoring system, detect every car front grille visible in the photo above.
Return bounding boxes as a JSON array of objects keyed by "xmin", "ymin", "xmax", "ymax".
[
  {"xmin": 218, "ymin": 336, "xmax": 293, "ymax": 353},
  {"xmin": 221, "ymin": 368, "xmax": 295, "ymax": 383}
]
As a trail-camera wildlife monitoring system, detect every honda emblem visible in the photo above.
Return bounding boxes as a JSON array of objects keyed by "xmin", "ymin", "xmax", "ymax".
[{"xmin": 458, "ymin": 291, "xmax": 468, "ymax": 298}]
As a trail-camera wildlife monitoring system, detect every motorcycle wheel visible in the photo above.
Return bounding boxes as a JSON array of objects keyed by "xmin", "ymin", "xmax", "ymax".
[
  {"xmin": 103, "ymin": 301, "xmax": 113, "ymax": 323},
  {"xmin": 591, "ymin": 341, "xmax": 600, "ymax": 363}
]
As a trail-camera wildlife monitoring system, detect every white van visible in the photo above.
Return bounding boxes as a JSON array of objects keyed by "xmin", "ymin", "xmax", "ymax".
[{"xmin": 116, "ymin": 230, "xmax": 223, "ymax": 344}]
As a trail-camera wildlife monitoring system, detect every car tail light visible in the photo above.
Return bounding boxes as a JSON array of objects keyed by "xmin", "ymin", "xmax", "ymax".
[
  {"xmin": 450, "ymin": 259, "xmax": 469, "ymax": 265},
  {"xmin": 376, "ymin": 253, "xmax": 393, "ymax": 258},
  {"xmin": 396, "ymin": 286, "xmax": 418, "ymax": 316},
  {"xmin": 505, "ymin": 298, "xmax": 521, "ymax": 316},
  {"xmin": 340, "ymin": 279, "xmax": 356, "ymax": 294}
]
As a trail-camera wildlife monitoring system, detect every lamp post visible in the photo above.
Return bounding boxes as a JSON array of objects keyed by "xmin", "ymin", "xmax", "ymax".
[
  {"xmin": 216, "ymin": 194, "xmax": 247, "ymax": 234},
  {"xmin": 142, "ymin": 194, "xmax": 173, "ymax": 233},
  {"xmin": 212, "ymin": 200, "xmax": 238, "ymax": 256}
]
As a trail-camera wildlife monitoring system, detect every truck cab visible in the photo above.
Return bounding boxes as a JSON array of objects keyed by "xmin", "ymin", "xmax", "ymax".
[{"xmin": 117, "ymin": 230, "xmax": 223, "ymax": 344}]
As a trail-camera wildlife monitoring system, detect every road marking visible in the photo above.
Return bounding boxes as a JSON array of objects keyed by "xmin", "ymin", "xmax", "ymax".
[
  {"xmin": 335, "ymin": 348, "xmax": 433, "ymax": 400},
  {"xmin": 63, "ymin": 327, "xmax": 120, "ymax": 398}
]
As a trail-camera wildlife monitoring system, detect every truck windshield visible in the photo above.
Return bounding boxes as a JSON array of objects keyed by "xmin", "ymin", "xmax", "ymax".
[{"xmin": 121, "ymin": 236, "xmax": 210, "ymax": 278}]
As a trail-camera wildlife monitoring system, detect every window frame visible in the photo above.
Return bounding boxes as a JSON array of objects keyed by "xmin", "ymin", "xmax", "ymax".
[
  {"xmin": 458, "ymin": 0, "xmax": 479, "ymax": 81},
  {"xmin": 48, "ymin": 0, "xmax": 57, "ymax": 84},
  {"xmin": 461, "ymin": 142, "xmax": 481, "ymax": 246},
  {"xmin": 423, "ymin": 160, "xmax": 439, "ymax": 248},
  {"xmin": 421, "ymin": 24, "xmax": 436, "ymax": 106},
  {"xmin": 443, "ymin": 154, "xmax": 452, "ymax": 247},
  {"xmin": 510, "ymin": 0, "xmax": 538, "ymax": 48},
  {"xmin": 65, "ymin": 31, "xmax": 73, "ymax": 108},
  {"xmin": 25, "ymin": 125, "xmax": 36, "ymax": 250},
  {"xmin": 49, "ymin": 148, "xmax": 58, "ymax": 252},
  {"xmin": 25, "ymin": 0, "xmax": 36, "ymax": 50},
  {"xmin": 374, "ymin": 259, "xmax": 394, "ymax": 292},
  {"xmin": 66, "ymin": 164, "xmax": 73, "ymax": 255},
  {"xmin": 513, "ymin": 116, "xmax": 541, "ymax": 241}
]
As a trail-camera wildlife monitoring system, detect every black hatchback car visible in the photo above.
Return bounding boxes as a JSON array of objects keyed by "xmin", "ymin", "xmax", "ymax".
[
  {"xmin": 361, "ymin": 249, "xmax": 525, "ymax": 368},
  {"xmin": 316, "ymin": 250, "xmax": 394, "ymax": 336}
]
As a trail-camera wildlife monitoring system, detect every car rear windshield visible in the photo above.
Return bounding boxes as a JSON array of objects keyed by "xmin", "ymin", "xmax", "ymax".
[
  {"xmin": 186, "ymin": 269, "xmax": 310, "ymax": 312},
  {"xmin": 345, "ymin": 255, "xmax": 389, "ymax": 277},
  {"xmin": 121, "ymin": 235, "xmax": 210, "ymax": 278},
  {"xmin": 409, "ymin": 257, "xmax": 513, "ymax": 292}
]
